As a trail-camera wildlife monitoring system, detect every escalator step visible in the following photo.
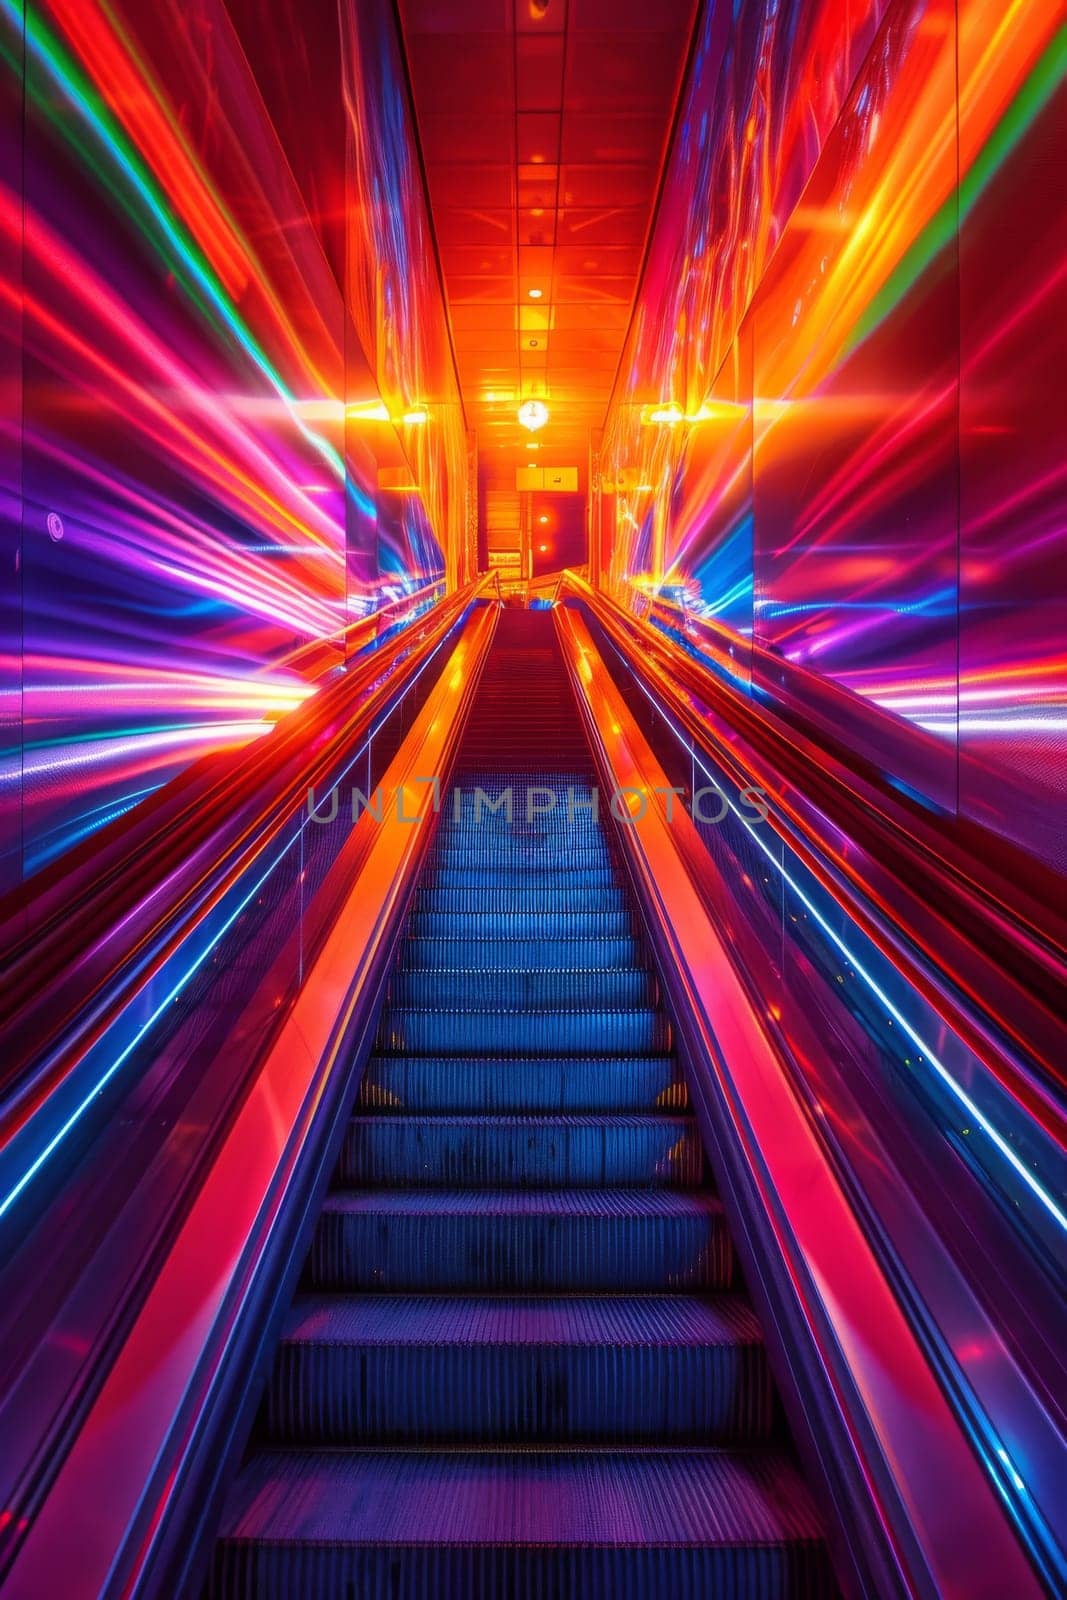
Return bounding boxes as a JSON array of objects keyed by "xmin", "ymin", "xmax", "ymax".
[
  {"xmin": 404, "ymin": 909, "xmax": 634, "ymax": 939},
  {"xmin": 445, "ymin": 795, "xmax": 600, "ymax": 809},
  {"xmin": 376, "ymin": 1007, "xmax": 671, "ymax": 1056},
  {"xmin": 423, "ymin": 864, "xmax": 619, "ymax": 890},
  {"xmin": 388, "ymin": 968, "xmax": 658, "ymax": 1009},
  {"xmin": 309, "ymin": 1189, "xmax": 732, "ymax": 1292},
  {"xmin": 413, "ymin": 885, "xmax": 631, "ymax": 913},
  {"xmin": 438, "ymin": 819, "xmax": 607, "ymax": 844},
  {"xmin": 398, "ymin": 936, "xmax": 645, "ymax": 970},
  {"xmin": 430, "ymin": 832, "xmax": 611, "ymax": 859},
  {"xmin": 358, "ymin": 1054, "xmax": 688, "ymax": 1113},
  {"xmin": 265, "ymin": 1294, "xmax": 772, "ymax": 1444},
  {"xmin": 338, "ymin": 1114, "xmax": 702, "ymax": 1187},
  {"xmin": 210, "ymin": 1448, "xmax": 833, "ymax": 1600}
]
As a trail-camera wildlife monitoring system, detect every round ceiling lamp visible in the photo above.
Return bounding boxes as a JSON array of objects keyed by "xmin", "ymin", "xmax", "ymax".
[{"xmin": 518, "ymin": 399, "xmax": 549, "ymax": 432}]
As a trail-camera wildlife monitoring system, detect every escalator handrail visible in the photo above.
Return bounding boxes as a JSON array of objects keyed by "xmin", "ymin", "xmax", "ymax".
[
  {"xmin": 0, "ymin": 605, "xmax": 499, "ymax": 1600},
  {"xmin": 557, "ymin": 572, "xmax": 1066, "ymax": 1129},
  {"xmin": 0, "ymin": 575, "xmax": 485, "ymax": 967},
  {"xmin": 556, "ymin": 605, "xmax": 1051, "ymax": 1600},
  {"xmin": 618, "ymin": 578, "xmax": 1066, "ymax": 940},
  {"xmin": 0, "ymin": 578, "xmax": 494, "ymax": 1133}
]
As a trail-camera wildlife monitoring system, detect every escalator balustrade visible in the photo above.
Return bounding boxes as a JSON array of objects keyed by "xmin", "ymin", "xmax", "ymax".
[{"xmin": 210, "ymin": 611, "xmax": 833, "ymax": 1599}]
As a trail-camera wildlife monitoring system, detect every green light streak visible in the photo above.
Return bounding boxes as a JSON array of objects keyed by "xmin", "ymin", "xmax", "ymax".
[
  {"xmin": 2, "ymin": 0, "xmax": 343, "ymax": 477},
  {"xmin": 848, "ymin": 28, "xmax": 1065, "ymax": 353}
]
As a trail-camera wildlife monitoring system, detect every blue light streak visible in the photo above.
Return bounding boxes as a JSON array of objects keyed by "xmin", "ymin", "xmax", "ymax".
[
  {"xmin": 621, "ymin": 656, "xmax": 1067, "ymax": 1238},
  {"xmin": 0, "ymin": 611, "xmax": 464, "ymax": 1222}
]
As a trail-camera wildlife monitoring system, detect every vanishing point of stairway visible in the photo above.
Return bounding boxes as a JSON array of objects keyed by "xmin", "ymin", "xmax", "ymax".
[{"xmin": 210, "ymin": 610, "xmax": 833, "ymax": 1597}]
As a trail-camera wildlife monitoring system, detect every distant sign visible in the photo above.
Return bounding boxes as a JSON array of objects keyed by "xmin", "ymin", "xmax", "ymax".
[{"xmin": 515, "ymin": 466, "xmax": 579, "ymax": 492}]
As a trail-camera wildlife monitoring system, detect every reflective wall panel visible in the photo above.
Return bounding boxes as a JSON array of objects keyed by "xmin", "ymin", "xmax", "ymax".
[
  {"xmin": 957, "ymin": 5, "xmax": 1067, "ymax": 869},
  {"xmin": 751, "ymin": 0, "xmax": 961, "ymax": 811},
  {"xmin": 604, "ymin": 0, "xmax": 1066, "ymax": 872},
  {"xmin": 0, "ymin": 0, "xmax": 22, "ymax": 896},
  {"xmin": 0, "ymin": 0, "xmax": 465, "ymax": 891},
  {"xmin": 341, "ymin": 0, "xmax": 469, "ymax": 600}
]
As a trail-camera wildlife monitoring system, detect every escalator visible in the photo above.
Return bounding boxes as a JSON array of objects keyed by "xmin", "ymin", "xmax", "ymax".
[{"xmin": 209, "ymin": 611, "xmax": 834, "ymax": 1598}]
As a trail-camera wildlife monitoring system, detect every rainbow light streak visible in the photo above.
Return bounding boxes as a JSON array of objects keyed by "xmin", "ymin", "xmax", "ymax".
[
  {"xmin": 0, "ymin": 606, "xmax": 463, "ymax": 1220},
  {"xmin": 622, "ymin": 655, "xmax": 1067, "ymax": 1240},
  {"xmin": 341, "ymin": 0, "xmax": 471, "ymax": 595},
  {"xmin": 604, "ymin": 0, "xmax": 1066, "ymax": 871},
  {"xmin": 1, "ymin": 0, "xmax": 465, "ymax": 892},
  {"xmin": 6, "ymin": 0, "xmax": 343, "ymax": 472},
  {"xmin": 0, "ymin": 825, "xmax": 302, "ymax": 1225}
]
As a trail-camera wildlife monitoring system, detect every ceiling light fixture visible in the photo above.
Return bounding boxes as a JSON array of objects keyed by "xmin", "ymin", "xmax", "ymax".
[
  {"xmin": 346, "ymin": 400, "xmax": 390, "ymax": 422},
  {"xmin": 518, "ymin": 399, "xmax": 549, "ymax": 431},
  {"xmin": 528, "ymin": 288, "xmax": 544, "ymax": 299},
  {"xmin": 647, "ymin": 403, "xmax": 683, "ymax": 425}
]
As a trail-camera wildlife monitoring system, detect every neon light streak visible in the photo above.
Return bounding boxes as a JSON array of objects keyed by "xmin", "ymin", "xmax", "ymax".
[
  {"xmin": 622, "ymin": 660, "xmax": 1067, "ymax": 1238},
  {"xmin": 0, "ymin": 609, "xmax": 465, "ymax": 1219}
]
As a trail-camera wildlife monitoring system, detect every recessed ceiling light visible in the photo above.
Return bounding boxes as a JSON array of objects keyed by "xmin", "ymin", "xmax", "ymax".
[
  {"xmin": 528, "ymin": 288, "xmax": 544, "ymax": 299},
  {"xmin": 518, "ymin": 399, "xmax": 549, "ymax": 431},
  {"xmin": 526, "ymin": 442, "xmax": 540, "ymax": 451},
  {"xmin": 345, "ymin": 400, "xmax": 390, "ymax": 421}
]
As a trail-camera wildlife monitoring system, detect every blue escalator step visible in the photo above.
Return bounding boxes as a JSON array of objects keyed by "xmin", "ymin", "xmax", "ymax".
[
  {"xmin": 358, "ymin": 1054, "xmax": 688, "ymax": 1113},
  {"xmin": 265, "ymin": 1294, "xmax": 772, "ymax": 1444},
  {"xmin": 405, "ymin": 909, "xmax": 634, "ymax": 939},
  {"xmin": 414, "ymin": 884, "xmax": 631, "ymax": 913},
  {"xmin": 309, "ymin": 1189, "xmax": 732, "ymax": 1292},
  {"xmin": 430, "ymin": 837, "xmax": 612, "ymax": 864},
  {"xmin": 209, "ymin": 614, "xmax": 832, "ymax": 1596},
  {"xmin": 399, "ymin": 936, "xmax": 645, "ymax": 970},
  {"xmin": 338, "ymin": 1114, "xmax": 702, "ymax": 1187},
  {"xmin": 376, "ymin": 1006, "xmax": 671, "ymax": 1056},
  {"xmin": 210, "ymin": 1448, "xmax": 833, "ymax": 1600},
  {"xmin": 437, "ymin": 817, "xmax": 605, "ymax": 842},
  {"xmin": 388, "ymin": 967, "xmax": 657, "ymax": 1009},
  {"xmin": 424, "ymin": 864, "xmax": 619, "ymax": 890}
]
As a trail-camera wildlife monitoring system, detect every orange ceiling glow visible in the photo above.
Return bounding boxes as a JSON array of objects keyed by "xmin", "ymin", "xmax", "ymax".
[{"xmin": 397, "ymin": 0, "xmax": 698, "ymax": 491}]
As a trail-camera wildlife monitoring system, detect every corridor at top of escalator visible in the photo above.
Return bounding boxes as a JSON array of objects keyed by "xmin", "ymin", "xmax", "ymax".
[{"xmin": 0, "ymin": 1, "xmax": 1063, "ymax": 1598}]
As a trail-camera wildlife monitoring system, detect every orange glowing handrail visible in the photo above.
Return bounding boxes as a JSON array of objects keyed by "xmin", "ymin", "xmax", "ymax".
[
  {"xmin": 555, "ymin": 570, "xmax": 1067, "ymax": 1127},
  {"xmin": 555, "ymin": 604, "xmax": 1049, "ymax": 1600}
]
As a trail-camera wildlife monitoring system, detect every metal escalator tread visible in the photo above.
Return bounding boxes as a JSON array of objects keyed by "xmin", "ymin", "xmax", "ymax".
[
  {"xmin": 266, "ymin": 1293, "xmax": 774, "ymax": 1444},
  {"xmin": 357, "ymin": 1053, "xmax": 689, "ymax": 1112},
  {"xmin": 376, "ymin": 1006, "xmax": 672, "ymax": 1056},
  {"xmin": 404, "ymin": 908, "xmax": 637, "ymax": 937},
  {"xmin": 412, "ymin": 884, "xmax": 632, "ymax": 911},
  {"xmin": 212, "ymin": 1449, "xmax": 832, "ymax": 1597},
  {"xmin": 209, "ymin": 609, "xmax": 832, "ymax": 1599},
  {"xmin": 398, "ymin": 935, "xmax": 645, "ymax": 967},
  {"xmin": 309, "ymin": 1187, "xmax": 734, "ymax": 1293},
  {"xmin": 337, "ymin": 1113, "xmax": 703, "ymax": 1186},
  {"xmin": 387, "ymin": 966, "xmax": 659, "ymax": 1008}
]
